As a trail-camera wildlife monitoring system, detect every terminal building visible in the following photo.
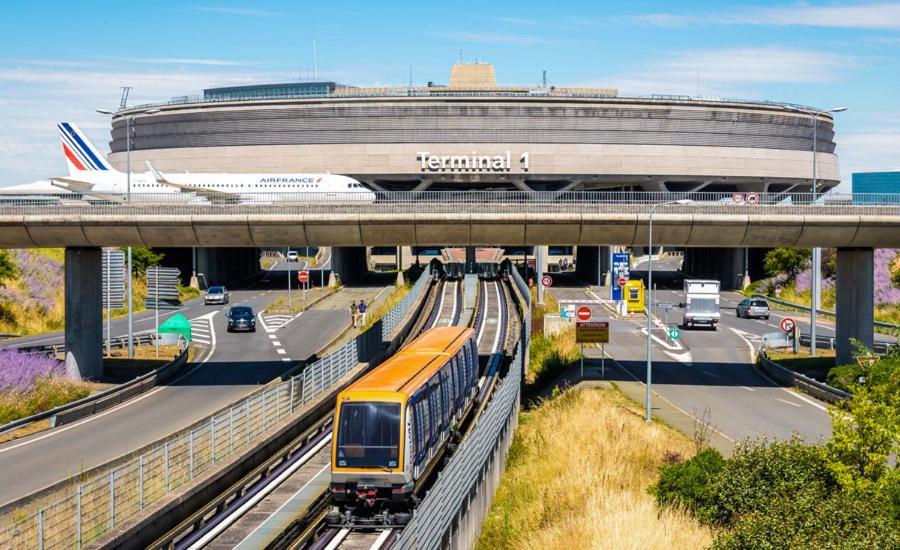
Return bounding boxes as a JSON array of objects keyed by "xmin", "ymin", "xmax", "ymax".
[
  {"xmin": 103, "ymin": 63, "xmax": 842, "ymax": 289},
  {"xmin": 852, "ymin": 171, "xmax": 900, "ymax": 194},
  {"xmin": 108, "ymin": 62, "xmax": 839, "ymax": 195}
]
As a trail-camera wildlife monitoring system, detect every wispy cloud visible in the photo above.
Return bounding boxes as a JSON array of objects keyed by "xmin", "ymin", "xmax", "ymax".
[
  {"xmin": 602, "ymin": 3, "xmax": 900, "ymax": 30},
  {"xmin": 191, "ymin": 5, "xmax": 279, "ymax": 17},
  {"xmin": 836, "ymin": 130, "xmax": 900, "ymax": 188},
  {"xmin": 112, "ymin": 57, "xmax": 250, "ymax": 67},
  {"xmin": 587, "ymin": 46, "xmax": 856, "ymax": 97},
  {"xmin": 427, "ymin": 30, "xmax": 553, "ymax": 46}
]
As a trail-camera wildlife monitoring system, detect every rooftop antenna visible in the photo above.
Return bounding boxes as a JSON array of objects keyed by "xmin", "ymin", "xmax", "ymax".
[
  {"xmin": 313, "ymin": 39, "xmax": 318, "ymax": 80},
  {"xmin": 119, "ymin": 86, "xmax": 132, "ymax": 110},
  {"xmin": 542, "ymin": 70, "xmax": 547, "ymax": 88}
]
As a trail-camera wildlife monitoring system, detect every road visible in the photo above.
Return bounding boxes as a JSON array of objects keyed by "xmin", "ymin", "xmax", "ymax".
[
  {"xmin": 550, "ymin": 273, "xmax": 834, "ymax": 449},
  {"xmin": 0, "ymin": 256, "xmax": 392, "ymax": 506}
]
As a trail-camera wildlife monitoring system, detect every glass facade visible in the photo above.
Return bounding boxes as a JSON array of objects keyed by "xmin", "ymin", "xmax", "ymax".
[
  {"xmin": 203, "ymin": 82, "xmax": 338, "ymax": 101},
  {"xmin": 853, "ymin": 171, "xmax": 900, "ymax": 194}
]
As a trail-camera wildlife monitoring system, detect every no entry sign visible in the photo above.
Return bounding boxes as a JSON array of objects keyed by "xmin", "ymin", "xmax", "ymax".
[
  {"xmin": 298, "ymin": 271, "xmax": 310, "ymax": 284},
  {"xmin": 576, "ymin": 305, "xmax": 592, "ymax": 322},
  {"xmin": 780, "ymin": 317, "xmax": 795, "ymax": 333},
  {"xmin": 617, "ymin": 276, "xmax": 628, "ymax": 288}
]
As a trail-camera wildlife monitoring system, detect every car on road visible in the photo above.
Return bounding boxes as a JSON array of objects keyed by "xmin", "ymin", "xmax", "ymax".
[
  {"xmin": 226, "ymin": 306, "xmax": 256, "ymax": 332},
  {"xmin": 737, "ymin": 298, "xmax": 770, "ymax": 319},
  {"xmin": 286, "ymin": 251, "xmax": 299, "ymax": 262},
  {"xmin": 204, "ymin": 285, "xmax": 229, "ymax": 305}
]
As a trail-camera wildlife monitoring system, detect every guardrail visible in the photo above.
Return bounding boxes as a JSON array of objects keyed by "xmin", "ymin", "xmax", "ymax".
[
  {"xmin": 758, "ymin": 351, "xmax": 850, "ymax": 404},
  {"xmin": 752, "ymin": 294, "xmax": 900, "ymax": 332},
  {"xmin": 0, "ymin": 266, "xmax": 432, "ymax": 550},
  {"xmin": 0, "ymin": 191, "xmax": 899, "ymax": 215},
  {"xmin": 5, "ymin": 333, "xmax": 157, "ymax": 357},
  {"xmin": 395, "ymin": 318, "xmax": 526, "ymax": 549},
  {"xmin": 0, "ymin": 346, "xmax": 188, "ymax": 439}
]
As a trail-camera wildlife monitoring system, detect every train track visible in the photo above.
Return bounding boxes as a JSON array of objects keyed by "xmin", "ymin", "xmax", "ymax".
[{"xmin": 160, "ymin": 271, "xmax": 515, "ymax": 550}]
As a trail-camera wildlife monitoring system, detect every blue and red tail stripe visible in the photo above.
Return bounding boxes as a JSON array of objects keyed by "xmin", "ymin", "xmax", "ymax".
[{"xmin": 57, "ymin": 122, "xmax": 109, "ymax": 171}]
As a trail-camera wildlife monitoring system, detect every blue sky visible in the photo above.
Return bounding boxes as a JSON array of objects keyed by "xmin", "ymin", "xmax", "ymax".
[{"xmin": 1, "ymin": 1, "xmax": 899, "ymax": 190}]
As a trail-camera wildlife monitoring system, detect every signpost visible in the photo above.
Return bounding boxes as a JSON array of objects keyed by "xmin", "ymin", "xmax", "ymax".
[
  {"xmin": 611, "ymin": 252, "xmax": 631, "ymax": 301},
  {"xmin": 617, "ymin": 276, "xmax": 628, "ymax": 289},
  {"xmin": 657, "ymin": 302, "xmax": 673, "ymax": 337},
  {"xmin": 541, "ymin": 275, "xmax": 553, "ymax": 288},
  {"xmin": 298, "ymin": 270, "xmax": 310, "ymax": 303},
  {"xmin": 102, "ymin": 251, "xmax": 126, "ymax": 356},
  {"xmin": 576, "ymin": 305, "xmax": 592, "ymax": 322},
  {"xmin": 746, "ymin": 192, "xmax": 760, "ymax": 205},
  {"xmin": 780, "ymin": 317, "xmax": 798, "ymax": 353},
  {"xmin": 146, "ymin": 267, "xmax": 181, "ymax": 358},
  {"xmin": 561, "ymin": 304, "xmax": 575, "ymax": 319},
  {"xmin": 668, "ymin": 328, "xmax": 681, "ymax": 340},
  {"xmin": 577, "ymin": 320, "xmax": 610, "ymax": 380}
]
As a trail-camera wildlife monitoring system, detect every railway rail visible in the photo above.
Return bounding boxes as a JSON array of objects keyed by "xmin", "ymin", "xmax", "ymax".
[{"xmin": 155, "ymin": 268, "xmax": 517, "ymax": 550}]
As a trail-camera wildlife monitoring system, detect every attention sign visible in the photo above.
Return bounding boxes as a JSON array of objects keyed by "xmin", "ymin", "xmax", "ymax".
[{"xmin": 576, "ymin": 321, "xmax": 609, "ymax": 343}]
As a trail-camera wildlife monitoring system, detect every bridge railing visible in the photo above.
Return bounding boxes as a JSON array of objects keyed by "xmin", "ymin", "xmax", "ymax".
[
  {"xmin": 0, "ymin": 191, "xmax": 897, "ymax": 216},
  {"xmin": 0, "ymin": 266, "xmax": 432, "ymax": 549}
]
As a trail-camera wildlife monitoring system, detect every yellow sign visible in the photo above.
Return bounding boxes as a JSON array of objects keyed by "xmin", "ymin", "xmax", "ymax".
[
  {"xmin": 576, "ymin": 321, "xmax": 609, "ymax": 343},
  {"xmin": 625, "ymin": 279, "xmax": 645, "ymax": 313}
]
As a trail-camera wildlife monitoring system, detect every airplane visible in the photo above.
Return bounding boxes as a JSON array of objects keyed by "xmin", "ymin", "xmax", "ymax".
[{"xmin": 0, "ymin": 122, "xmax": 376, "ymax": 203}]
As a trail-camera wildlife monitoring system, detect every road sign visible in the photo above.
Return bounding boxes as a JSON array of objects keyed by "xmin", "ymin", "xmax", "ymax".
[
  {"xmin": 541, "ymin": 275, "xmax": 553, "ymax": 287},
  {"xmin": 612, "ymin": 252, "xmax": 631, "ymax": 301},
  {"xmin": 298, "ymin": 271, "xmax": 310, "ymax": 284},
  {"xmin": 145, "ymin": 267, "xmax": 182, "ymax": 310},
  {"xmin": 732, "ymin": 192, "xmax": 745, "ymax": 205},
  {"xmin": 657, "ymin": 302, "xmax": 673, "ymax": 310},
  {"xmin": 576, "ymin": 305, "xmax": 592, "ymax": 322},
  {"xmin": 101, "ymin": 250, "xmax": 126, "ymax": 309},
  {"xmin": 576, "ymin": 321, "xmax": 609, "ymax": 343},
  {"xmin": 780, "ymin": 317, "xmax": 796, "ymax": 333},
  {"xmin": 561, "ymin": 304, "xmax": 575, "ymax": 319},
  {"xmin": 668, "ymin": 328, "xmax": 681, "ymax": 340},
  {"xmin": 746, "ymin": 192, "xmax": 760, "ymax": 205},
  {"xmin": 617, "ymin": 276, "xmax": 628, "ymax": 288}
]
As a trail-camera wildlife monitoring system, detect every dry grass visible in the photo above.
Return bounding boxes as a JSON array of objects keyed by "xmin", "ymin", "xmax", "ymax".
[
  {"xmin": 477, "ymin": 388, "xmax": 713, "ymax": 550},
  {"xmin": 359, "ymin": 283, "xmax": 410, "ymax": 331}
]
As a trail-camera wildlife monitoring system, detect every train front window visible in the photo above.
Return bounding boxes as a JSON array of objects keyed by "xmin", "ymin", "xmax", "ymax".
[{"xmin": 336, "ymin": 402, "xmax": 401, "ymax": 469}]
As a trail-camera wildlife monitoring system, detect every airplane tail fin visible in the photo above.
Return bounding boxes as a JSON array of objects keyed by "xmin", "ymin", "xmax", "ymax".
[{"xmin": 57, "ymin": 122, "xmax": 114, "ymax": 176}]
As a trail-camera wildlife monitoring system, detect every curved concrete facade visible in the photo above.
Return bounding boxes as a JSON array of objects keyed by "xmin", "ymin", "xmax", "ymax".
[{"xmin": 108, "ymin": 95, "xmax": 840, "ymax": 193}]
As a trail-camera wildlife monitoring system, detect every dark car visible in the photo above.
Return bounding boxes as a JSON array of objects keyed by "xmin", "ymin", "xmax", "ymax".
[
  {"xmin": 737, "ymin": 298, "xmax": 770, "ymax": 320},
  {"xmin": 226, "ymin": 306, "xmax": 256, "ymax": 332}
]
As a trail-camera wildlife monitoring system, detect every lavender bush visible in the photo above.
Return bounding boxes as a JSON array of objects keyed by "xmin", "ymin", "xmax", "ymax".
[
  {"xmin": 874, "ymin": 249, "xmax": 900, "ymax": 306},
  {"xmin": 0, "ymin": 349, "xmax": 66, "ymax": 392},
  {"xmin": 0, "ymin": 249, "xmax": 63, "ymax": 315}
]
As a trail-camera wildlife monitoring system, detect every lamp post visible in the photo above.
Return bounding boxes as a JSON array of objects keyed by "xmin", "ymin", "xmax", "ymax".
[
  {"xmin": 646, "ymin": 199, "xmax": 692, "ymax": 422},
  {"xmin": 96, "ymin": 107, "xmax": 160, "ymax": 357},
  {"xmin": 806, "ymin": 106, "xmax": 846, "ymax": 357}
]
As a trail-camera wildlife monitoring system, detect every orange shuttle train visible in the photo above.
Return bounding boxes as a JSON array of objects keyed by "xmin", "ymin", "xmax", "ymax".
[{"xmin": 329, "ymin": 326, "xmax": 479, "ymax": 524}]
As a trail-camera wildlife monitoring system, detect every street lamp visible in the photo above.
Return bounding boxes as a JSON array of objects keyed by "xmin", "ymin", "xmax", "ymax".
[
  {"xmin": 96, "ymin": 107, "xmax": 160, "ymax": 358},
  {"xmin": 646, "ymin": 198, "xmax": 692, "ymax": 422},
  {"xmin": 804, "ymin": 106, "xmax": 846, "ymax": 357}
]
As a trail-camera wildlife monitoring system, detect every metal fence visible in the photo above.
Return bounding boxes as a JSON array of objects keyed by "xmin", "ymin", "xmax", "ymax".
[
  {"xmin": 0, "ymin": 191, "xmax": 899, "ymax": 216},
  {"xmin": 395, "ymin": 320, "xmax": 526, "ymax": 549},
  {"xmin": 0, "ymin": 267, "xmax": 431, "ymax": 549}
]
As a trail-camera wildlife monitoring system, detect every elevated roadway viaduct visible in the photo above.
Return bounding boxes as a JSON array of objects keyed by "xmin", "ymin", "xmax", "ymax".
[{"xmin": 0, "ymin": 192, "xmax": 896, "ymax": 372}]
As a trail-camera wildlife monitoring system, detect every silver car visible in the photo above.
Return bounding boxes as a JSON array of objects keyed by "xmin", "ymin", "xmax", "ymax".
[
  {"xmin": 204, "ymin": 285, "xmax": 229, "ymax": 305},
  {"xmin": 737, "ymin": 298, "xmax": 769, "ymax": 319}
]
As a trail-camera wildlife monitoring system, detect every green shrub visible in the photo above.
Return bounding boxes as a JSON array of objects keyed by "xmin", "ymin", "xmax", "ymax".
[
  {"xmin": 651, "ymin": 448, "xmax": 725, "ymax": 523},
  {"xmin": 828, "ymin": 363, "xmax": 864, "ymax": 392},
  {"xmin": 709, "ymin": 437, "xmax": 836, "ymax": 526},
  {"xmin": 763, "ymin": 247, "xmax": 811, "ymax": 279},
  {"xmin": 713, "ymin": 488, "xmax": 900, "ymax": 550}
]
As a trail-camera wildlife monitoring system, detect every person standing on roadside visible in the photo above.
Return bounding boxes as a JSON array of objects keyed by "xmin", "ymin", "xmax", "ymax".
[
  {"xmin": 350, "ymin": 300, "xmax": 358, "ymax": 327},
  {"xmin": 358, "ymin": 299, "xmax": 368, "ymax": 325}
]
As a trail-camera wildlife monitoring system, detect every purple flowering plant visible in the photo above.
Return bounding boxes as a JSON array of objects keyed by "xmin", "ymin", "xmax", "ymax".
[{"xmin": 0, "ymin": 349, "xmax": 66, "ymax": 392}]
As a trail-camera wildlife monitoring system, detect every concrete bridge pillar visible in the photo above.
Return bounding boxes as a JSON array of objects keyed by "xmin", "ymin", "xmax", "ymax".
[
  {"xmin": 836, "ymin": 248, "xmax": 874, "ymax": 366},
  {"xmin": 575, "ymin": 246, "xmax": 610, "ymax": 286},
  {"xmin": 331, "ymin": 247, "xmax": 369, "ymax": 284},
  {"xmin": 65, "ymin": 247, "xmax": 103, "ymax": 380}
]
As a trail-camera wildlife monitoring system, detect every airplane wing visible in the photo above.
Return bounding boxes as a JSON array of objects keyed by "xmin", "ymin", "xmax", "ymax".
[
  {"xmin": 49, "ymin": 177, "xmax": 126, "ymax": 203},
  {"xmin": 146, "ymin": 161, "xmax": 236, "ymax": 201}
]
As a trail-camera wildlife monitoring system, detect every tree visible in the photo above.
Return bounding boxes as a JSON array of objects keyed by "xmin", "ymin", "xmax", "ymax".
[
  {"xmin": 763, "ymin": 247, "xmax": 811, "ymax": 279},
  {"xmin": 124, "ymin": 247, "xmax": 164, "ymax": 276},
  {"xmin": 0, "ymin": 250, "xmax": 17, "ymax": 282}
]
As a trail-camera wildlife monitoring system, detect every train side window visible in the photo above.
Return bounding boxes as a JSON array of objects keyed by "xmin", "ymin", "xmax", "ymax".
[
  {"xmin": 428, "ymin": 384, "xmax": 437, "ymax": 445},
  {"xmin": 447, "ymin": 359, "xmax": 457, "ymax": 410},
  {"xmin": 441, "ymin": 369, "xmax": 451, "ymax": 426},
  {"xmin": 415, "ymin": 396, "xmax": 426, "ymax": 463}
]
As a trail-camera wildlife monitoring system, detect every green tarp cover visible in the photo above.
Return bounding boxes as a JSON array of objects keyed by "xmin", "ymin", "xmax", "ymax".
[{"xmin": 158, "ymin": 313, "xmax": 191, "ymax": 342}]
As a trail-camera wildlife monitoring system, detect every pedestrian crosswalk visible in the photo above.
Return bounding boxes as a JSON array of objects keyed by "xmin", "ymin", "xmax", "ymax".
[{"xmin": 190, "ymin": 317, "xmax": 213, "ymax": 345}]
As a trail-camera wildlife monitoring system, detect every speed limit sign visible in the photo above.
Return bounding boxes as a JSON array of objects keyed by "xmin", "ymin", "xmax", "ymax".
[
  {"xmin": 746, "ymin": 192, "xmax": 760, "ymax": 205},
  {"xmin": 541, "ymin": 275, "xmax": 553, "ymax": 288},
  {"xmin": 780, "ymin": 317, "xmax": 795, "ymax": 333},
  {"xmin": 732, "ymin": 192, "xmax": 745, "ymax": 205}
]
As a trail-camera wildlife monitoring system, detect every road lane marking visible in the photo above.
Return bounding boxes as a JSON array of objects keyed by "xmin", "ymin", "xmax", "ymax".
[
  {"xmin": 276, "ymin": 349, "xmax": 286, "ymax": 355},
  {"xmin": 272, "ymin": 341, "xmax": 281, "ymax": 347},
  {"xmin": 739, "ymin": 386, "xmax": 756, "ymax": 392},
  {"xmin": 701, "ymin": 370, "xmax": 721, "ymax": 378},
  {"xmin": 777, "ymin": 398, "xmax": 802, "ymax": 408},
  {"xmin": 281, "ymin": 358, "xmax": 292, "ymax": 362}
]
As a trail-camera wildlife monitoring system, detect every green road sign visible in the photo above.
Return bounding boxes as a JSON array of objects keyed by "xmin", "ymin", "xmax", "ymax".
[{"xmin": 668, "ymin": 328, "xmax": 680, "ymax": 340}]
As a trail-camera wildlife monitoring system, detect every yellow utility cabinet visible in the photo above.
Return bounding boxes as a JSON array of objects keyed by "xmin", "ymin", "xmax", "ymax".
[{"xmin": 625, "ymin": 279, "xmax": 645, "ymax": 313}]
